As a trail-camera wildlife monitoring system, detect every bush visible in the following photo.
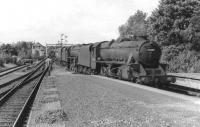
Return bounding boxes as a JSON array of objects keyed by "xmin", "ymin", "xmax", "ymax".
[
  {"xmin": 2, "ymin": 56, "xmax": 17, "ymax": 65},
  {"xmin": 161, "ymin": 44, "xmax": 200, "ymax": 73}
]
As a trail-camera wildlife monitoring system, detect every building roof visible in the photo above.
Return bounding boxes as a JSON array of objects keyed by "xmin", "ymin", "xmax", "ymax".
[{"xmin": 32, "ymin": 42, "xmax": 45, "ymax": 48}]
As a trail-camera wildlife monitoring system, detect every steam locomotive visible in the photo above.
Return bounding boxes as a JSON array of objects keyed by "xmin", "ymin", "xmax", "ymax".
[{"xmin": 55, "ymin": 37, "xmax": 176, "ymax": 86}]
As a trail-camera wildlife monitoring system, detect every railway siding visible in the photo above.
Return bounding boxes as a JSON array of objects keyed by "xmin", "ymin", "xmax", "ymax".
[
  {"xmin": 170, "ymin": 73, "xmax": 200, "ymax": 90},
  {"xmin": 0, "ymin": 69, "xmax": 30, "ymax": 85},
  {"xmin": 169, "ymin": 73, "xmax": 200, "ymax": 79}
]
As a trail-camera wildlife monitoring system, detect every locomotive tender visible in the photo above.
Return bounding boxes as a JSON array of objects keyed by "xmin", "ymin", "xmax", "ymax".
[{"xmin": 57, "ymin": 37, "xmax": 175, "ymax": 85}]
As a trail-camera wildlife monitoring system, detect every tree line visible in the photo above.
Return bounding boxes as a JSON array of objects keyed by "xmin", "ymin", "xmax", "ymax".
[
  {"xmin": 118, "ymin": 0, "xmax": 200, "ymax": 72},
  {"xmin": 0, "ymin": 41, "xmax": 43, "ymax": 66},
  {"xmin": 0, "ymin": 41, "xmax": 33, "ymax": 59},
  {"xmin": 118, "ymin": 0, "xmax": 200, "ymax": 49}
]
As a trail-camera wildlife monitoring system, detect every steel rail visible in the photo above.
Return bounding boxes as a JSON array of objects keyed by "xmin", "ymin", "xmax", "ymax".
[
  {"xmin": 168, "ymin": 75, "xmax": 200, "ymax": 81},
  {"xmin": 0, "ymin": 70, "xmax": 43, "ymax": 98},
  {"xmin": 170, "ymin": 83, "xmax": 200, "ymax": 92},
  {"xmin": 32, "ymin": 57, "xmax": 47, "ymax": 68},
  {"xmin": 0, "ymin": 58, "xmax": 47, "ymax": 78},
  {"xmin": 0, "ymin": 58, "xmax": 46, "ymax": 90},
  {"xmin": 0, "ymin": 70, "xmax": 31, "ymax": 89},
  {"xmin": 0, "ymin": 65, "xmax": 29, "ymax": 77},
  {"xmin": 167, "ymin": 75, "xmax": 200, "ymax": 95},
  {"xmin": 0, "ymin": 65, "xmax": 22, "ymax": 73},
  {"xmin": 0, "ymin": 61, "xmax": 45, "ymax": 106},
  {"xmin": 0, "ymin": 58, "xmax": 46, "ymax": 87},
  {"xmin": 0, "ymin": 59, "xmax": 46, "ymax": 100},
  {"xmin": 13, "ymin": 66, "xmax": 49, "ymax": 127},
  {"xmin": 0, "ymin": 69, "xmax": 44, "ymax": 126},
  {"xmin": 164, "ymin": 83, "xmax": 200, "ymax": 97}
]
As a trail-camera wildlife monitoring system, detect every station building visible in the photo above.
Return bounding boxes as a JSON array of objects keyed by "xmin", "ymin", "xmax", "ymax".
[{"xmin": 31, "ymin": 42, "xmax": 46, "ymax": 57}]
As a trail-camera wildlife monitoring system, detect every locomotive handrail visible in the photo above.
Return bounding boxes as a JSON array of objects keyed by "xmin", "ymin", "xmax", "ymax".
[{"xmin": 99, "ymin": 46, "xmax": 139, "ymax": 49}]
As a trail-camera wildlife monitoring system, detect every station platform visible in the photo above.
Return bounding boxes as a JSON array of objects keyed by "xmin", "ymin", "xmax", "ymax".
[
  {"xmin": 27, "ymin": 69, "xmax": 67, "ymax": 127},
  {"xmin": 27, "ymin": 64, "xmax": 200, "ymax": 127}
]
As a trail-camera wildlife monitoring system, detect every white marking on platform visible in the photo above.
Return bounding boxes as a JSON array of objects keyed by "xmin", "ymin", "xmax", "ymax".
[
  {"xmin": 43, "ymin": 88, "xmax": 58, "ymax": 92},
  {"xmin": 43, "ymin": 94, "xmax": 59, "ymax": 99},
  {"xmin": 43, "ymin": 101, "xmax": 62, "ymax": 111}
]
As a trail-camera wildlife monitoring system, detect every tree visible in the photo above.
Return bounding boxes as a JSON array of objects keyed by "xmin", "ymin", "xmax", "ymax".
[
  {"xmin": 186, "ymin": 6, "xmax": 200, "ymax": 51},
  {"xmin": 1, "ymin": 44, "xmax": 12, "ymax": 54},
  {"xmin": 10, "ymin": 47, "xmax": 18, "ymax": 56},
  {"xmin": 118, "ymin": 10, "xmax": 147, "ymax": 39},
  {"xmin": 14, "ymin": 41, "xmax": 33, "ymax": 59},
  {"xmin": 148, "ymin": 0, "xmax": 200, "ymax": 45}
]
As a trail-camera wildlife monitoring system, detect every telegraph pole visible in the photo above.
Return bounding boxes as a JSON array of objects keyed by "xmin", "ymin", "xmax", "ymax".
[
  {"xmin": 45, "ymin": 34, "xmax": 72, "ymax": 58},
  {"xmin": 46, "ymin": 43, "xmax": 48, "ymax": 57}
]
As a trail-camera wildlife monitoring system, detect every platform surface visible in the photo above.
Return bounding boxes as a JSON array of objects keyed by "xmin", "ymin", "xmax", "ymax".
[{"xmin": 29, "ymin": 65, "xmax": 200, "ymax": 127}]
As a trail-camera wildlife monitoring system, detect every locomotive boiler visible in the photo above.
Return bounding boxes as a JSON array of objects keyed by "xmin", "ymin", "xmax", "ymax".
[{"xmin": 96, "ymin": 38, "xmax": 161, "ymax": 68}]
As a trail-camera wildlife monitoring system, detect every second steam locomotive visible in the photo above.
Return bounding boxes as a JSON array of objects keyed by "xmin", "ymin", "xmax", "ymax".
[{"xmin": 55, "ymin": 36, "xmax": 175, "ymax": 86}]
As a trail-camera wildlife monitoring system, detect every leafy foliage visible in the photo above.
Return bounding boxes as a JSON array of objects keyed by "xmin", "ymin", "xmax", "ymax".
[
  {"xmin": 0, "ymin": 41, "xmax": 33, "ymax": 59},
  {"xmin": 14, "ymin": 41, "xmax": 33, "ymax": 59},
  {"xmin": 118, "ymin": 10, "xmax": 147, "ymax": 39},
  {"xmin": 161, "ymin": 44, "xmax": 200, "ymax": 72},
  {"xmin": 117, "ymin": 0, "xmax": 200, "ymax": 72},
  {"xmin": 148, "ymin": 0, "xmax": 200, "ymax": 46},
  {"xmin": 0, "ymin": 44, "xmax": 18, "ymax": 56},
  {"xmin": 0, "ymin": 41, "xmax": 37, "ymax": 65}
]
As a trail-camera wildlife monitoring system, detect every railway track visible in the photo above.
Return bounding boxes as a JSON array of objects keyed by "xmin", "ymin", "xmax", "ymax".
[
  {"xmin": 0, "ymin": 58, "xmax": 48, "ymax": 127},
  {"xmin": 0, "ymin": 67, "xmax": 43, "ymax": 99},
  {"xmin": 155, "ymin": 75, "xmax": 200, "ymax": 97},
  {"xmin": 0, "ymin": 59, "xmax": 46, "ymax": 94},
  {"xmin": 0, "ymin": 66, "xmax": 22, "ymax": 73},
  {"xmin": 0, "ymin": 74, "xmax": 41, "ymax": 126},
  {"xmin": 166, "ymin": 83, "xmax": 200, "ymax": 97},
  {"xmin": 0, "ymin": 59, "xmax": 47, "ymax": 80},
  {"xmin": 0, "ymin": 65, "xmax": 29, "ymax": 78},
  {"xmin": 140, "ymin": 79, "xmax": 200, "ymax": 97}
]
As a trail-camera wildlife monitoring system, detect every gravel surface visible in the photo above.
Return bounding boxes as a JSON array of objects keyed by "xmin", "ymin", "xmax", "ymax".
[
  {"xmin": 53, "ymin": 65, "xmax": 200, "ymax": 127},
  {"xmin": 35, "ymin": 109, "xmax": 68, "ymax": 124}
]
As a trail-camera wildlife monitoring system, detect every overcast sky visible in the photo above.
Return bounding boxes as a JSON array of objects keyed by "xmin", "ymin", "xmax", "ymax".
[{"xmin": 0, "ymin": 0, "xmax": 159, "ymax": 44}]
